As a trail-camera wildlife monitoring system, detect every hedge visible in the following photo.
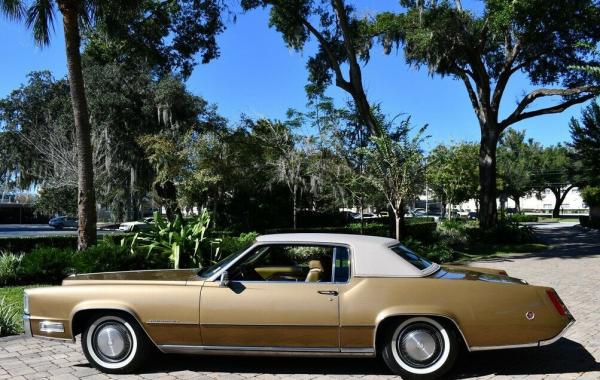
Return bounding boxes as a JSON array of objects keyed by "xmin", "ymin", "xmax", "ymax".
[
  {"xmin": 506, "ymin": 214, "xmax": 539, "ymax": 223},
  {"xmin": 266, "ymin": 221, "xmax": 437, "ymax": 242},
  {"xmin": 0, "ymin": 234, "xmax": 129, "ymax": 254},
  {"xmin": 580, "ymin": 216, "xmax": 600, "ymax": 229}
]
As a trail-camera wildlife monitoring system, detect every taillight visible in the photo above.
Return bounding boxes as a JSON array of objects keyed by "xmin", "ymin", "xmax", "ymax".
[
  {"xmin": 546, "ymin": 289, "xmax": 568, "ymax": 316},
  {"xmin": 498, "ymin": 270, "xmax": 508, "ymax": 276}
]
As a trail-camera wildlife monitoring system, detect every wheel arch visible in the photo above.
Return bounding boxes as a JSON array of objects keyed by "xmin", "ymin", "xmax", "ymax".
[
  {"xmin": 71, "ymin": 306, "xmax": 157, "ymax": 347},
  {"xmin": 373, "ymin": 313, "xmax": 470, "ymax": 353}
]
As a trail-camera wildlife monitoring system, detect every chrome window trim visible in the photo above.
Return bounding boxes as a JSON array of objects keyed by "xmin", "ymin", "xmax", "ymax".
[{"xmin": 208, "ymin": 241, "xmax": 353, "ymax": 285}]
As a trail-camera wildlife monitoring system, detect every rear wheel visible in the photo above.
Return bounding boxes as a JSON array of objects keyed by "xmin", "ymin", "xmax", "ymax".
[
  {"xmin": 81, "ymin": 314, "xmax": 151, "ymax": 374},
  {"xmin": 381, "ymin": 317, "xmax": 458, "ymax": 380}
]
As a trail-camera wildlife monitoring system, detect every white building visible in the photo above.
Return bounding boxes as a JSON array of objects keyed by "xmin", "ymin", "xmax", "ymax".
[{"xmin": 417, "ymin": 186, "xmax": 588, "ymax": 215}]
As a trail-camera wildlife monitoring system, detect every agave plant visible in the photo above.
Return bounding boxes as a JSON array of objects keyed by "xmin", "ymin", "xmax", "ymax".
[
  {"xmin": 126, "ymin": 210, "xmax": 211, "ymax": 269},
  {"xmin": 0, "ymin": 297, "xmax": 20, "ymax": 337}
]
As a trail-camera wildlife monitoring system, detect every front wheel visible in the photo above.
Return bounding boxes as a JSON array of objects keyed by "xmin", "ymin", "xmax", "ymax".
[
  {"xmin": 381, "ymin": 317, "xmax": 459, "ymax": 380},
  {"xmin": 82, "ymin": 314, "xmax": 151, "ymax": 374}
]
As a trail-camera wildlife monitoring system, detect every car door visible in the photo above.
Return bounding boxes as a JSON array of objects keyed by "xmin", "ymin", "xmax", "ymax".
[{"xmin": 199, "ymin": 244, "xmax": 345, "ymax": 349}]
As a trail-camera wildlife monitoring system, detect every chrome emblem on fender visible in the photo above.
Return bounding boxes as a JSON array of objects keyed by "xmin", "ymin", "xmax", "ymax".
[{"xmin": 525, "ymin": 311, "xmax": 535, "ymax": 320}]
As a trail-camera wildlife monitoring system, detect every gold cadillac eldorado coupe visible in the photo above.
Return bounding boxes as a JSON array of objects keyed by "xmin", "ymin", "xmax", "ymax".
[{"xmin": 24, "ymin": 234, "xmax": 574, "ymax": 379}]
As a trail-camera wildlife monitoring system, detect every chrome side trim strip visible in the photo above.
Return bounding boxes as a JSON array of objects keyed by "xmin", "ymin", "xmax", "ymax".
[
  {"xmin": 158, "ymin": 344, "xmax": 375, "ymax": 357},
  {"xmin": 23, "ymin": 315, "xmax": 32, "ymax": 338},
  {"xmin": 470, "ymin": 342, "xmax": 539, "ymax": 351},
  {"xmin": 146, "ymin": 320, "xmax": 197, "ymax": 326},
  {"xmin": 201, "ymin": 323, "xmax": 338, "ymax": 327},
  {"xmin": 539, "ymin": 319, "xmax": 575, "ymax": 346}
]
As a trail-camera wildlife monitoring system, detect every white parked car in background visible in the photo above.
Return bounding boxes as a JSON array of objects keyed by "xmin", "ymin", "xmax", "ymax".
[{"xmin": 118, "ymin": 217, "xmax": 154, "ymax": 232}]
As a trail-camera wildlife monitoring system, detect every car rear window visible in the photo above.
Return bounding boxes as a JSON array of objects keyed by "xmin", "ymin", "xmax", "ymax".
[{"xmin": 390, "ymin": 244, "xmax": 433, "ymax": 271}]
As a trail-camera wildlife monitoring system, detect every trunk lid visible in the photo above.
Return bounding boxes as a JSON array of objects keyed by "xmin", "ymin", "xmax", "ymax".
[{"xmin": 435, "ymin": 265, "xmax": 527, "ymax": 285}]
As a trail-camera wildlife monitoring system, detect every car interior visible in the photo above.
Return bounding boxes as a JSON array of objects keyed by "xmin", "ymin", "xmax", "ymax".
[{"xmin": 228, "ymin": 244, "xmax": 334, "ymax": 282}]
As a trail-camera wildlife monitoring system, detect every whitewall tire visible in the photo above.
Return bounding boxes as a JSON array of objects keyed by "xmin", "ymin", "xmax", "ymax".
[
  {"xmin": 381, "ymin": 317, "xmax": 458, "ymax": 380},
  {"xmin": 82, "ymin": 314, "xmax": 150, "ymax": 374}
]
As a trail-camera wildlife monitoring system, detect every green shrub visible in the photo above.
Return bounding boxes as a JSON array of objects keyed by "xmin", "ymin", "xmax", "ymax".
[
  {"xmin": 216, "ymin": 232, "xmax": 258, "ymax": 256},
  {"xmin": 405, "ymin": 217, "xmax": 435, "ymax": 224},
  {"xmin": 345, "ymin": 223, "xmax": 389, "ymax": 237},
  {"xmin": 581, "ymin": 186, "xmax": 600, "ymax": 207},
  {"xmin": 126, "ymin": 211, "xmax": 212, "ymax": 269},
  {"xmin": 437, "ymin": 219, "xmax": 478, "ymax": 247},
  {"xmin": 18, "ymin": 247, "xmax": 75, "ymax": 284},
  {"xmin": 579, "ymin": 216, "xmax": 600, "ymax": 229},
  {"xmin": 506, "ymin": 214, "xmax": 539, "ymax": 223},
  {"xmin": 405, "ymin": 222, "xmax": 438, "ymax": 241},
  {"xmin": 403, "ymin": 238, "xmax": 457, "ymax": 263},
  {"xmin": 0, "ymin": 253, "xmax": 22, "ymax": 286},
  {"xmin": 0, "ymin": 297, "xmax": 20, "ymax": 337},
  {"xmin": 0, "ymin": 234, "xmax": 129, "ymax": 254},
  {"xmin": 72, "ymin": 241, "xmax": 169, "ymax": 274},
  {"xmin": 475, "ymin": 222, "xmax": 536, "ymax": 244}
]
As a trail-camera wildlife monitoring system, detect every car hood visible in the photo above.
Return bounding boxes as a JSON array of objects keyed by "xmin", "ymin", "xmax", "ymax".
[
  {"xmin": 435, "ymin": 265, "xmax": 527, "ymax": 285},
  {"xmin": 62, "ymin": 268, "xmax": 200, "ymax": 285}
]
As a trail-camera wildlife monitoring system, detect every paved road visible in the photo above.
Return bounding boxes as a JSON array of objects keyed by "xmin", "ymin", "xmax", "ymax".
[
  {"xmin": 1, "ymin": 223, "xmax": 599, "ymax": 379},
  {"xmin": 0, "ymin": 224, "xmax": 119, "ymax": 238}
]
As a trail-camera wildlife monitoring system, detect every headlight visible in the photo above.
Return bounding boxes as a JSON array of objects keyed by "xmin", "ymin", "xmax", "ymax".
[{"xmin": 23, "ymin": 292, "xmax": 29, "ymax": 315}]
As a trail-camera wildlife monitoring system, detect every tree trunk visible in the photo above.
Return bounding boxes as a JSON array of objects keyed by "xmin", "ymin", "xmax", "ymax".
[
  {"xmin": 394, "ymin": 215, "xmax": 401, "ymax": 241},
  {"xmin": 514, "ymin": 197, "xmax": 521, "ymax": 213},
  {"xmin": 59, "ymin": 2, "xmax": 97, "ymax": 250},
  {"xmin": 292, "ymin": 184, "xmax": 297, "ymax": 230},
  {"xmin": 478, "ymin": 127, "xmax": 499, "ymax": 230},
  {"xmin": 359, "ymin": 197, "xmax": 364, "ymax": 235},
  {"xmin": 551, "ymin": 185, "xmax": 574, "ymax": 218}
]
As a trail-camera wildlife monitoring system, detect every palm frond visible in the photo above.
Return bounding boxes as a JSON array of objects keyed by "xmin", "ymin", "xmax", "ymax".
[
  {"xmin": 25, "ymin": 0, "xmax": 55, "ymax": 46},
  {"xmin": 0, "ymin": 0, "xmax": 25, "ymax": 20}
]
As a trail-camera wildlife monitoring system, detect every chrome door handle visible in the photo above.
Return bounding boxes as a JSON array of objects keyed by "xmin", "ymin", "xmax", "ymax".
[{"xmin": 317, "ymin": 290, "xmax": 338, "ymax": 296}]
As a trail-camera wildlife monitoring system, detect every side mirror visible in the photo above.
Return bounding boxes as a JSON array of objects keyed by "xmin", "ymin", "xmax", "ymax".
[{"xmin": 219, "ymin": 271, "xmax": 230, "ymax": 287}]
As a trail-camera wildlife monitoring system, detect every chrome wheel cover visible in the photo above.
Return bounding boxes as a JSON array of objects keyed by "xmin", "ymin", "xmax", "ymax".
[
  {"xmin": 93, "ymin": 322, "xmax": 133, "ymax": 363},
  {"xmin": 396, "ymin": 322, "xmax": 444, "ymax": 369},
  {"xmin": 86, "ymin": 316, "xmax": 138, "ymax": 369}
]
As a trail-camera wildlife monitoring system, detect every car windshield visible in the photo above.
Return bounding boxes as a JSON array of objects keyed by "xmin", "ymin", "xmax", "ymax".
[
  {"xmin": 197, "ymin": 249, "xmax": 248, "ymax": 278},
  {"xmin": 390, "ymin": 244, "xmax": 433, "ymax": 271}
]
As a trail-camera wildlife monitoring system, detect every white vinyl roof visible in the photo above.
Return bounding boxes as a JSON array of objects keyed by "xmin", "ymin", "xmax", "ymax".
[{"xmin": 256, "ymin": 233, "xmax": 439, "ymax": 277}]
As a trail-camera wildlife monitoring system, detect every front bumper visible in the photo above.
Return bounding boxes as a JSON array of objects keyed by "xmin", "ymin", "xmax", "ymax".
[{"xmin": 23, "ymin": 314, "xmax": 32, "ymax": 338}]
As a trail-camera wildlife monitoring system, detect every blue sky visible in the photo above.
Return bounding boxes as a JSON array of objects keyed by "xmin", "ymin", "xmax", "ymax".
[{"xmin": 0, "ymin": 1, "xmax": 592, "ymax": 149}]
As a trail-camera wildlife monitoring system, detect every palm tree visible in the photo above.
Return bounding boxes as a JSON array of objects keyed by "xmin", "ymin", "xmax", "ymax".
[{"xmin": 1, "ymin": 0, "xmax": 132, "ymax": 249}]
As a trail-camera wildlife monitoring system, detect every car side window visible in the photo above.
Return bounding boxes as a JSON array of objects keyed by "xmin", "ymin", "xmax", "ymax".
[
  {"xmin": 228, "ymin": 244, "xmax": 334, "ymax": 283},
  {"xmin": 333, "ymin": 247, "xmax": 350, "ymax": 283}
]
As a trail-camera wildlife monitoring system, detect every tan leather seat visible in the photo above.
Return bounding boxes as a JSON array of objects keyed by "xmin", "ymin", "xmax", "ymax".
[{"xmin": 305, "ymin": 260, "xmax": 324, "ymax": 282}]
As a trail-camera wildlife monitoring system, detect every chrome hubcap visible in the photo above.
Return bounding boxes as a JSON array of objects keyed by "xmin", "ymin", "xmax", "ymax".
[
  {"xmin": 397, "ymin": 323, "xmax": 444, "ymax": 368},
  {"xmin": 93, "ymin": 322, "xmax": 132, "ymax": 363}
]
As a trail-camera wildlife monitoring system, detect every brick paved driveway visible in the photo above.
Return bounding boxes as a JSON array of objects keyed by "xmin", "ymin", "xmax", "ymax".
[{"xmin": 1, "ymin": 223, "xmax": 599, "ymax": 380}]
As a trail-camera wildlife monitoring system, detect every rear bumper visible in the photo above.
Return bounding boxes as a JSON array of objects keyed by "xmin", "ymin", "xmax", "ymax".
[
  {"xmin": 23, "ymin": 315, "xmax": 32, "ymax": 338},
  {"xmin": 539, "ymin": 318, "xmax": 575, "ymax": 346},
  {"xmin": 470, "ymin": 317, "xmax": 575, "ymax": 351}
]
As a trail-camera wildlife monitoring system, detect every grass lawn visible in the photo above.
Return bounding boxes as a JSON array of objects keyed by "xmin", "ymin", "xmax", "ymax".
[
  {"xmin": 537, "ymin": 217, "xmax": 581, "ymax": 223},
  {"xmin": 453, "ymin": 243, "xmax": 548, "ymax": 263}
]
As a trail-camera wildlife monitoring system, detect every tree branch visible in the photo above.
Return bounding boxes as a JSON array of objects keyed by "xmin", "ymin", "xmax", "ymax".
[
  {"xmin": 301, "ymin": 19, "xmax": 351, "ymax": 92},
  {"xmin": 491, "ymin": 37, "xmax": 520, "ymax": 112},
  {"xmin": 457, "ymin": 71, "xmax": 483, "ymax": 121},
  {"xmin": 501, "ymin": 87, "xmax": 600, "ymax": 128}
]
